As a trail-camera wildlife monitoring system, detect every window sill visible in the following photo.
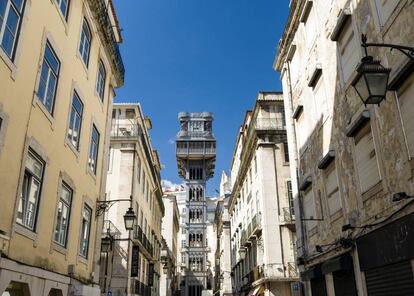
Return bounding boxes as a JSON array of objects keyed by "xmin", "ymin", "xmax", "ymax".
[
  {"xmin": 52, "ymin": 242, "xmax": 68, "ymax": 258},
  {"xmin": 362, "ymin": 180, "xmax": 383, "ymax": 202},
  {"xmin": 33, "ymin": 94, "xmax": 55, "ymax": 130},
  {"xmin": 76, "ymin": 52, "xmax": 89, "ymax": 79},
  {"xmin": 0, "ymin": 47, "xmax": 17, "ymax": 80},
  {"xmin": 53, "ymin": 1, "xmax": 69, "ymax": 35},
  {"xmin": 14, "ymin": 223, "xmax": 37, "ymax": 242},
  {"xmin": 77, "ymin": 255, "xmax": 88, "ymax": 266},
  {"xmin": 64, "ymin": 138, "xmax": 80, "ymax": 162}
]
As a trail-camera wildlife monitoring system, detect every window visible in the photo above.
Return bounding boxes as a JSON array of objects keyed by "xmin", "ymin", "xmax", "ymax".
[
  {"xmin": 313, "ymin": 75, "xmax": 328, "ymax": 119},
  {"xmin": 374, "ymin": 0, "xmax": 399, "ymax": 26},
  {"xmin": 37, "ymin": 42, "xmax": 60, "ymax": 114},
  {"xmin": 79, "ymin": 18, "xmax": 91, "ymax": 66},
  {"xmin": 137, "ymin": 156, "xmax": 141, "ymax": 183},
  {"xmin": 325, "ymin": 165, "xmax": 341, "ymax": 216},
  {"xmin": 96, "ymin": 60, "xmax": 106, "ymax": 101},
  {"xmin": 283, "ymin": 142, "xmax": 290, "ymax": 163},
  {"xmin": 254, "ymin": 156, "xmax": 257, "ymax": 174},
  {"xmin": 354, "ymin": 122, "xmax": 380, "ymax": 193},
  {"xmin": 16, "ymin": 149, "xmax": 44, "ymax": 230},
  {"xmin": 55, "ymin": 0, "xmax": 69, "ymax": 19},
  {"xmin": 337, "ymin": 19, "xmax": 359, "ymax": 83},
  {"xmin": 0, "ymin": 0, "xmax": 26, "ymax": 58},
  {"xmin": 88, "ymin": 125, "xmax": 100, "ymax": 174},
  {"xmin": 79, "ymin": 205, "xmax": 92, "ymax": 258},
  {"xmin": 287, "ymin": 181, "xmax": 294, "ymax": 215},
  {"xmin": 398, "ymin": 74, "xmax": 414, "ymax": 155},
  {"xmin": 54, "ymin": 183, "xmax": 72, "ymax": 247},
  {"xmin": 67, "ymin": 91, "xmax": 83, "ymax": 149},
  {"xmin": 303, "ymin": 4, "xmax": 317, "ymax": 48},
  {"xmin": 302, "ymin": 187, "xmax": 316, "ymax": 230},
  {"xmin": 142, "ymin": 171, "xmax": 146, "ymax": 193}
]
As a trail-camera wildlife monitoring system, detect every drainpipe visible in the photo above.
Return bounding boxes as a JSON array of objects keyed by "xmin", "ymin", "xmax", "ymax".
[{"xmin": 285, "ymin": 60, "xmax": 309, "ymax": 261}]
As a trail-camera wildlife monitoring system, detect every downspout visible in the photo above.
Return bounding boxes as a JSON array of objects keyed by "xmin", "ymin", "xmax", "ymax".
[{"xmin": 285, "ymin": 60, "xmax": 308, "ymax": 259}]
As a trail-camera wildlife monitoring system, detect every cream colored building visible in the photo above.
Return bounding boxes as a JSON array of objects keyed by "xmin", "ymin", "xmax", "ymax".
[
  {"xmin": 0, "ymin": 0, "xmax": 123, "ymax": 295},
  {"xmin": 103, "ymin": 103, "xmax": 164, "ymax": 296},
  {"xmin": 229, "ymin": 92, "xmax": 298, "ymax": 296},
  {"xmin": 213, "ymin": 171, "xmax": 232, "ymax": 296},
  {"xmin": 275, "ymin": 0, "xmax": 414, "ymax": 295},
  {"xmin": 160, "ymin": 194, "xmax": 180, "ymax": 296}
]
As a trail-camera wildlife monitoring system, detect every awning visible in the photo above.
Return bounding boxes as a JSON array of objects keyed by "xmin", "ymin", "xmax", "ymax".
[
  {"xmin": 321, "ymin": 253, "xmax": 353, "ymax": 274},
  {"xmin": 300, "ymin": 264, "xmax": 323, "ymax": 280}
]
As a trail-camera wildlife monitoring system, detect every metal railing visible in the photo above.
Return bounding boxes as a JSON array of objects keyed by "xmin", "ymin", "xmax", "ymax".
[
  {"xmin": 133, "ymin": 225, "xmax": 154, "ymax": 257},
  {"xmin": 282, "ymin": 207, "xmax": 295, "ymax": 223},
  {"xmin": 177, "ymin": 130, "xmax": 213, "ymax": 138},
  {"xmin": 251, "ymin": 213, "xmax": 262, "ymax": 234},
  {"xmin": 254, "ymin": 118, "xmax": 285, "ymax": 131},
  {"xmin": 287, "ymin": 262, "xmax": 298, "ymax": 278},
  {"xmin": 111, "ymin": 122, "xmax": 140, "ymax": 137},
  {"xmin": 89, "ymin": 0, "xmax": 125, "ymax": 84}
]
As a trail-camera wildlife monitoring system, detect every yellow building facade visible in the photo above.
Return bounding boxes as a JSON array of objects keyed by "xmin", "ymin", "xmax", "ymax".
[{"xmin": 0, "ymin": 0, "xmax": 124, "ymax": 295}]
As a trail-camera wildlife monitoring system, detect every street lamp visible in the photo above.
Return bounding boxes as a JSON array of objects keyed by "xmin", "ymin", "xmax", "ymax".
[
  {"xmin": 352, "ymin": 34, "xmax": 414, "ymax": 106},
  {"xmin": 101, "ymin": 236, "xmax": 112, "ymax": 252},
  {"xmin": 123, "ymin": 207, "xmax": 136, "ymax": 231},
  {"xmin": 238, "ymin": 248, "xmax": 246, "ymax": 260},
  {"xmin": 352, "ymin": 56, "xmax": 390, "ymax": 105}
]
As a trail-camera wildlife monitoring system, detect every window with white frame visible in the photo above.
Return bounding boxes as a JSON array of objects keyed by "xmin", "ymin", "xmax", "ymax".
[
  {"xmin": 337, "ymin": 18, "xmax": 359, "ymax": 83},
  {"xmin": 303, "ymin": 4, "xmax": 317, "ymax": 48},
  {"xmin": 0, "ymin": 0, "xmax": 26, "ymax": 59},
  {"xmin": 374, "ymin": 0, "xmax": 399, "ymax": 27},
  {"xmin": 67, "ymin": 91, "xmax": 83, "ymax": 149},
  {"xmin": 16, "ymin": 149, "xmax": 44, "ymax": 230},
  {"xmin": 302, "ymin": 187, "xmax": 317, "ymax": 230},
  {"xmin": 313, "ymin": 75, "xmax": 328, "ymax": 119},
  {"xmin": 55, "ymin": 0, "xmax": 69, "ymax": 19},
  {"xmin": 79, "ymin": 18, "xmax": 91, "ymax": 66},
  {"xmin": 88, "ymin": 125, "xmax": 100, "ymax": 174},
  {"xmin": 397, "ymin": 74, "xmax": 414, "ymax": 155},
  {"xmin": 325, "ymin": 165, "xmax": 341, "ymax": 216},
  {"xmin": 96, "ymin": 60, "xmax": 106, "ymax": 101},
  {"xmin": 354, "ymin": 122, "xmax": 381, "ymax": 193},
  {"xmin": 37, "ymin": 42, "xmax": 60, "ymax": 114},
  {"xmin": 54, "ymin": 182, "xmax": 72, "ymax": 247},
  {"xmin": 137, "ymin": 156, "xmax": 141, "ymax": 183},
  {"xmin": 79, "ymin": 204, "xmax": 91, "ymax": 258}
]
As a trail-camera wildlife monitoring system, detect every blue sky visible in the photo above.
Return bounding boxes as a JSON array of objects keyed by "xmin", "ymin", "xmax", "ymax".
[{"xmin": 113, "ymin": 0, "xmax": 289, "ymax": 195}]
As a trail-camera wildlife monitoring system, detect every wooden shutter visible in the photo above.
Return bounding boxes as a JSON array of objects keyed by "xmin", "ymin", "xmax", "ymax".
[
  {"xmin": 338, "ymin": 21, "xmax": 359, "ymax": 82},
  {"xmin": 303, "ymin": 188, "xmax": 316, "ymax": 230},
  {"xmin": 398, "ymin": 74, "xmax": 414, "ymax": 155},
  {"xmin": 354, "ymin": 123, "xmax": 380, "ymax": 193},
  {"xmin": 325, "ymin": 166, "xmax": 341, "ymax": 216}
]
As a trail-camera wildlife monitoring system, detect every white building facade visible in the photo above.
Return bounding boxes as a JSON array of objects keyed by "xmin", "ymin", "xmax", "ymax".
[
  {"xmin": 229, "ymin": 92, "xmax": 299, "ymax": 296},
  {"xmin": 275, "ymin": 0, "xmax": 414, "ymax": 295}
]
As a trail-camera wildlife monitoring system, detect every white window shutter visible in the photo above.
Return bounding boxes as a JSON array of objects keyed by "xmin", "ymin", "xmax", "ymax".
[
  {"xmin": 398, "ymin": 76, "xmax": 414, "ymax": 155},
  {"xmin": 325, "ymin": 167, "xmax": 341, "ymax": 215},
  {"xmin": 355, "ymin": 125, "xmax": 381, "ymax": 193},
  {"xmin": 338, "ymin": 23, "xmax": 359, "ymax": 83}
]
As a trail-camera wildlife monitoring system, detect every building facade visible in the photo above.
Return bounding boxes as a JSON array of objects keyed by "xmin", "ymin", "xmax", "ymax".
[
  {"xmin": 160, "ymin": 194, "xmax": 180, "ymax": 296},
  {"xmin": 103, "ymin": 103, "xmax": 164, "ymax": 296},
  {"xmin": 175, "ymin": 112, "xmax": 216, "ymax": 296},
  {"xmin": 275, "ymin": 0, "xmax": 414, "ymax": 295},
  {"xmin": 0, "ymin": 0, "xmax": 124, "ymax": 295},
  {"xmin": 229, "ymin": 92, "xmax": 299, "ymax": 296},
  {"xmin": 213, "ymin": 171, "xmax": 233, "ymax": 296}
]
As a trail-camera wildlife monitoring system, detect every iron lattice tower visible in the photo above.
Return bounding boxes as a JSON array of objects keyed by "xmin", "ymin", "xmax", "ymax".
[{"xmin": 176, "ymin": 112, "xmax": 216, "ymax": 296}]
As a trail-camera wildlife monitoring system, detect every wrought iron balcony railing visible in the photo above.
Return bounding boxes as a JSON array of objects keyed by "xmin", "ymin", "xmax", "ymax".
[
  {"xmin": 111, "ymin": 122, "xmax": 140, "ymax": 138},
  {"xmin": 282, "ymin": 207, "xmax": 295, "ymax": 223}
]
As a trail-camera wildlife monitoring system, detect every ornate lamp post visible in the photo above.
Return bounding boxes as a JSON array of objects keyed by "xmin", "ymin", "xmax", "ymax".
[{"xmin": 352, "ymin": 34, "xmax": 414, "ymax": 106}]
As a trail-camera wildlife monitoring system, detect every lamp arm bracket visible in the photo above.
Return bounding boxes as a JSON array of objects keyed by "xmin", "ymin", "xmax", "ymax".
[
  {"xmin": 96, "ymin": 198, "xmax": 132, "ymax": 216},
  {"xmin": 361, "ymin": 34, "xmax": 414, "ymax": 60}
]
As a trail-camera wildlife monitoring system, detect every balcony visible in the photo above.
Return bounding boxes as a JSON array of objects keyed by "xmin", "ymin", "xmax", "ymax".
[
  {"xmin": 111, "ymin": 122, "xmax": 140, "ymax": 138},
  {"xmin": 280, "ymin": 207, "xmax": 296, "ymax": 231},
  {"xmin": 240, "ymin": 230, "xmax": 247, "ymax": 247},
  {"xmin": 287, "ymin": 262, "xmax": 298, "ymax": 278},
  {"xmin": 132, "ymin": 279, "xmax": 151, "ymax": 296},
  {"xmin": 176, "ymin": 141, "xmax": 216, "ymax": 157},
  {"xmin": 254, "ymin": 118, "xmax": 285, "ymax": 132},
  {"xmin": 87, "ymin": 0, "xmax": 125, "ymax": 85},
  {"xmin": 177, "ymin": 130, "xmax": 214, "ymax": 139},
  {"xmin": 133, "ymin": 225, "xmax": 154, "ymax": 258},
  {"xmin": 251, "ymin": 214, "xmax": 262, "ymax": 236}
]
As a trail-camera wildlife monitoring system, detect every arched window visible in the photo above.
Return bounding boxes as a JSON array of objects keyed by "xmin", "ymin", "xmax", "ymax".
[{"xmin": 79, "ymin": 18, "xmax": 91, "ymax": 66}]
